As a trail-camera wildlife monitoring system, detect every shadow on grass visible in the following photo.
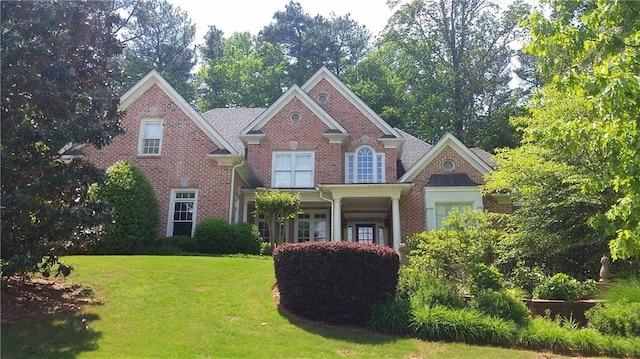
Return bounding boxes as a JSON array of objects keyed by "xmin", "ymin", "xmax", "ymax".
[
  {"xmin": 277, "ymin": 306, "xmax": 404, "ymax": 345},
  {"xmin": 1, "ymin": 312, "xmax": 101, "ymax": 359}
]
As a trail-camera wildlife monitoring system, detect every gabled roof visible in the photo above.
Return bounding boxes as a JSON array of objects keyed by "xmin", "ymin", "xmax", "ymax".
[
  {"xmin": 471, "ymin": 148, "xmax": 496, "ymax": 167},
  {"xmin": 120, "ymin": 70, "xmax": 236, "ymax": 154},
  {"xmin": 240, "ymin": 85, "xmax": 347, "ymax": 135},
  {"xmin": 396, "ymin": 128, "xmax": 432, "ymax": 171},
  {"xmin": 302, "ymin": 67, "xmax": 401, "ymax": 138},
  {"xmin": 399, "ymin": 133, "xmax": 493, "ymax": 182},
  {"xmin": 201, "ymin": 108, "xmax": 266, "ymax": 153}
]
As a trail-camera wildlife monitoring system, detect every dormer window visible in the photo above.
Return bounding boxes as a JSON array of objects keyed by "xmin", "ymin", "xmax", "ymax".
[
  {"xmin": 345, "ymin": 146, "xmax": 385, "ymax": 183},
  {"xmin": 138, "ymin": 119, "xmax": 163, "ymax": 155}
]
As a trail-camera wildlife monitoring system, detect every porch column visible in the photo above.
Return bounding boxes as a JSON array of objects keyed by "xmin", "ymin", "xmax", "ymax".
[
  {"xmin": 332, "ymin": 196, "xmax": 342, "ymax": 241},
  {"xmin": 392, "ymin": 196, "xmax": 401, "ymax": 252},
  {"xmin": 242, "ymin": 200, "xmax": 248, "ymax": 222}
]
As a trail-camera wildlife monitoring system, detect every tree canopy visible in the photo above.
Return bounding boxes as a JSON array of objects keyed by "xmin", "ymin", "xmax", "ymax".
[{"xmin": 1, "ymin": 0, "xmax": 125, "ymax": 278}]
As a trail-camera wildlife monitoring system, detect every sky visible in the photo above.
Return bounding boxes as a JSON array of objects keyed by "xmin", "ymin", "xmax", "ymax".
[{"xmin": 166, "ymin": 0, "xmax": 394, "ymax": 45}]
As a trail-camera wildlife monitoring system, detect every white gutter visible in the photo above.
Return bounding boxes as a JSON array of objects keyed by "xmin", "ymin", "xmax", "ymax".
[{"xmin": 317, "ymin": 187, "xmax": 334, "ymax": 239}]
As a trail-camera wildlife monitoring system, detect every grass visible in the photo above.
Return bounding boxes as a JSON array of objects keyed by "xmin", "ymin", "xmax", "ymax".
[{"xmin": 2, "ymin": 255, "xmax": 593, "ymax": 358}]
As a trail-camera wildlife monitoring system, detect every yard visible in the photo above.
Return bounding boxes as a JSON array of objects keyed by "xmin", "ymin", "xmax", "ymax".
[{"xmin": 0, "ymin": 255, "xmax": 586, "ymax": 358}]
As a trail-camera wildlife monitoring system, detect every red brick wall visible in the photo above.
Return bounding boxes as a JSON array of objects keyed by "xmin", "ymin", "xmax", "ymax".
[
  {"xmin": 399, "ymin": 145, "xmax": 489, "ymax": 240},
  {"xmin": 83, "ymin": 84, "xmax": 233, "ymax": 236}
]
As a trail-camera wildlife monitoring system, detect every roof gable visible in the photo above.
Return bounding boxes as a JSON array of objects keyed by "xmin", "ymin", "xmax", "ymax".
[
  {"xmin": 302, "ymin": 67, "xmax": 401, "ymax": 138},
  {"xmin": 120, "ymin": 70, "xmax": 236, "ymax": 153},
  {"xmin": 399, "ymin": 133, "xmax": 493, "ymax": 182},
  {"xmin": 240, "ymin": 85, "xmax": 347, "ymax": 135}
]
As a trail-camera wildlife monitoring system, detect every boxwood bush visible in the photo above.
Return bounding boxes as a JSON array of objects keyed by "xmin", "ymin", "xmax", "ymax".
[
  {"xmin": 194, "ymin": 219, "xmax": 261, "ymax": 255},
  {"xmin": 274, "ymin": 241, "xmax": 399, "ymax": 325}
]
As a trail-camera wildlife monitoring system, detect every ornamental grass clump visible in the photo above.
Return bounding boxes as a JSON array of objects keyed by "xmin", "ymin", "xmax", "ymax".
[{"xmin": 274, "ymin": 241, "xmax": 399, "ymax": 325}]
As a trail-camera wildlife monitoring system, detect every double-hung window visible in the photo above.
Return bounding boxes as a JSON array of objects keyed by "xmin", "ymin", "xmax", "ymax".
[
  {"xmin": 272, "ymin": 152, "xmax": 314, "ymax": 188},
  {"xmin": 168, "ymin": 190, "xmax": 197, "ymax": 236},
  {"xmin": 345, "ymin": 146, "xmax": 385, "ymax": 183},
  {"xmin": 295, "ymin": 212, "xmax": 328, "ymax": 242},
  {"xmin": 138, "ymin": 120, "xmax": 163, "ymax": 155}
]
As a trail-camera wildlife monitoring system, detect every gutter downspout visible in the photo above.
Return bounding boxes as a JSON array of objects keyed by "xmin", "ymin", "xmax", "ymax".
[
  {"xmin": 228, "ymin": 160, "xmax": 243, "ymax": 223},
  {"xmin": 317, "ymin": 187, "xmax": 334, "ymax": 240}
]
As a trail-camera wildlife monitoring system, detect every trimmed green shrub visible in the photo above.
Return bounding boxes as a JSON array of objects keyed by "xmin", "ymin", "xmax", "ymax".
[
  {"xmin": 194, "ymin": 219, "xmax": 261, "ymax": 255},
  {"xmin": 274, "ymin": 242, "xmax": 399, "ymax": 325},
  {"xmin": 468, "ymin": 263, "xmax": 503, "ymax": 295},
  {"xmin": 90, "ymin": 161, "xmax": 159, "ymax": 254},
  {"xmin": 471, "ymin": 290, "xmax": 531, "ymax": 326},
  {"xmin": 259, "ymin": 242, "xmax": 273, "ymax": 256},
  {"xmin": 586, "ymin": 302, "xmax": 640, "ymax": 337},
  {"xmin": 231, "ymin": 222, "xmax": 261, "ymax": 255},
  {"xmin": 368, "ymin": 297, "xmax": 411, "ymax": 335},
  {"xmin": 195, "ymin": 219, "xmax": 232, "ymax": 254}
]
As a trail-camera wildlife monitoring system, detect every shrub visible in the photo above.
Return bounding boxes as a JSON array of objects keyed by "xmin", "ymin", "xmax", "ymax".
[
  {"xmin": 586, "ymin": 301, "xmax": 640, "ymax": 337},
  {"xmin": 508, "ymin": 262, "xmax": 546, "ymax": 297},
  {"xmin": 231, "ymin": 222, "xmax": 261, "ymax": 255},
  {"xmin": 90, "ymin": 161, "xmax": 159, "ymax": 254},
  {"xmin": 274, "ymin": 242, "xmax": 399, "ymax": 325},
  {"xmin": 143, "ymin": 236, "xmax": 196, "ymax": 255},
  {"xmin": 603, "ymin": 277, "xmax": 640, "ymax": 303},
  {"xmin": 471, "ymin": 290, "xmax": 531, "ymax": 326},
  {"xmin": 534, "ymin": 273, "xmax": 581, "ymax": 301},
  {"xmin": 410, "ymin": 305, "xmax": 517, "ymax": 346},
  {"xmin": 368, "ymin": 297, "xmax": 411, "ymax": 335},
  {"xmin": 195, "ymin": 219, "xmax": 233, "ymax": 254},
  {"xmin": 259, "ymin": 242, "xmax": 273, "ymax": 256},
  {"xmin": 468, "ymin": 263, "xmax": 503, "ymax": 295}
]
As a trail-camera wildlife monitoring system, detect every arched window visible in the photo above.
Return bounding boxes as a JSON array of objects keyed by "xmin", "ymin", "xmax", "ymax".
[{"xmin": 345, "ymin": 146, "xmax": 385, "ymax": 183}]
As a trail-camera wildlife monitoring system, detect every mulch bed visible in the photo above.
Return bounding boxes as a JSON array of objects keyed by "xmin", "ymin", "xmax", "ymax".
[{"xmin": 1, "ymin": 276, "xmax": 100, "ymax": 323}]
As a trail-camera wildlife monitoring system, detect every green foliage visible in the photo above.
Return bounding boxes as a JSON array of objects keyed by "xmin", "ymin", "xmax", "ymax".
[
  {"xmin": 406, "ymin": 209, "xmax": 502, "ymax": 287},
  {"xmin": 90, "ymin": 161, "xmax": 159, "ymax": 254},
  {"xmin": 119, "ymin": 0, "xmax": 196, "ymax": 100},
  {"xmin": 253, "ymin": 190, "xmax": 301, "ymax": 248},
  {"xmin": 533, "ymin": 273, "xmax": 596, "ymax": 301},
  {"xmin": 468, "ymin": 263, "xmax": 503, "ymax": 295},
  {"xmin": 368, "ymin": 297, "xmax": 411, "ymax": 335},
  {"xmin": 194, "ymin": 219, "xmax": 261, "ymax": 255},
  {"xmin": 0, "ymin": 1, "xmax": 124, "ymax": 278},
  {"xmin": 507, "ymin": 262, "xmax": 546, "ymax": 298},
  {"xmin": 410, "ymin": 305, "xmax": 517, "ymax": 346},
  {"xmin": 586, "ymin": 302, "xmax": 640, "ymax": 337},
  {"xmin": 471, "ymin": 290, "xmax": 531, "ymax": 326},
  {"xmin": 602, "ymin": 277, "xmax": 640, "ymax": 303},
  {"xmin": 521, "ymin": 0, "xmax": 640, "ymax": 260},
  {"xmin": 143, "ymin": 236, "xmax": 198, "ymax": 255},
  {"xmin": 259, "ymin": 242, "xmax": 273, "ymax": 256},
  {"xmin": 274, "ymin": 242, "xmax": 399, "ymax": 325}
]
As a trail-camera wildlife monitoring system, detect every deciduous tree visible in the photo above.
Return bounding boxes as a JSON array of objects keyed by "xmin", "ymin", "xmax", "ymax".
[{"xmin": 253, "ymin": 190, "xmax": 301, "ymax": 248}]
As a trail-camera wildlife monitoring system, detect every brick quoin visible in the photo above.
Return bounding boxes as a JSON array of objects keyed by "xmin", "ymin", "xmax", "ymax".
[{"xmin": 83, "ymin": 84, "xmax": 237, "ymax": 236}]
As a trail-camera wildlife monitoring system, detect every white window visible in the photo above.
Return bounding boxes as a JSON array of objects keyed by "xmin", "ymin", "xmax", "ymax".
[
  {"xmin": 272, "ymin": 152, "xmax": 314, "ymax": 188},
  {"xmin": 295, "ymin": 212, "xmax": 328, "ymax": 242},
  {"xmin": 435, "ymin": 202, "xmax": 473, "ymax": 230},
  {"xmin": 256, "ymin": 215, "xmax": 290, "ymax": 243},
  {"xmin": 138, "ymin": 120, "xmax": 163, "ymax": 155},
  {"xmin": 345, "ymin": 146, "xmax": 385, "ymax": 183},
  {"xmin": 167, "ymin": 189, "xmax": 197, "ymax": 236}
]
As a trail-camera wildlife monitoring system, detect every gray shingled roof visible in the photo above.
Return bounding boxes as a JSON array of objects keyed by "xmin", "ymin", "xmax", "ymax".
[
  {"xmin": 395, "ymin": 128, "xmax": 432, "ymax": 171},
  {"xmin": 201, "ymin": 108, "xmax": 266, "ymax": 153},
  {"xmin": 426, "ymin": 173, "xmax": 478, "ymax": 186},
  {"xmin": 471, "ymin": 148, "xmax": 496, "ymax": 168}
]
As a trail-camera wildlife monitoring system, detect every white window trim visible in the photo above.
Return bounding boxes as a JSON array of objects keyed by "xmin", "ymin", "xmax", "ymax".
[
  {"xmin": 424, "ymin": 186, "xmax": 483, "ymax": 231},
  {"xmin": 256, "ymin": 215, "xmax": 290, "ymax": 243},
  {"xmin": 138, "ymin": 119, "xmax": 164, "ymax": 156},
  {"xmin": 167, "ymin": 188, "xmax": 198, "ymax": 237},
  {"xmin": 345, "ymin": 145, "xmax": 386, "ymax": 183},
  {"xmin": 294, "ymin": 210, "xmax": 329, "ymax": 243},
  {"xmin": 271, "ymin": 151, "xmax": 315, "ymax": 188}
]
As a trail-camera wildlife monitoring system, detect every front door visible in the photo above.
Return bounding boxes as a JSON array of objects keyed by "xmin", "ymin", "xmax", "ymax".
[{"xmin": 356, "ymin": 224, "xmax": 375, "ymax": 243}]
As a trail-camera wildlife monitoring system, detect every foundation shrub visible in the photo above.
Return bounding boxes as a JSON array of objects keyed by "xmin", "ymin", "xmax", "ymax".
[
  {"xmin": 194, "ymin": 220, "xmax": 261, "ymax": 255},
  {"xmin": 471, "ymin": 290, "xmax": 531, "ymax": 326},
  {"xmin": 231, "ymin": 222, "xmax": 262, "ymax": 255},
  {"xmin": 274, "ymin": 241, "xmax": 399, "ymax": 325}
]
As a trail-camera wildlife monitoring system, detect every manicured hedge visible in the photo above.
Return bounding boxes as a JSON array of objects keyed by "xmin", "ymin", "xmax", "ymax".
[
  {"xmin": 274, "ymin": 241, "xmax": 399, "ymax": 325},
  {"xmin": 194, "ymin": 219, "xmax": 261, "ymax": 255}
]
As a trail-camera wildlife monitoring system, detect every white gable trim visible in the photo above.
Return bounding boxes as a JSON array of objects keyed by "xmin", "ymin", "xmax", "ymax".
[
  {"xmin": 302, "ymin": 67, "xmax": 401, "ymax": 138},
  {"xmin": 120, "ymin": 70, "xmax": 236, "ymax": 154},
  {"xmin": 399, "ymin": 133, "xmax": 493, "ymax": 182},
  {"xmin": 241, "ymin": 85, "xmax": 346, "ymax": 135}
]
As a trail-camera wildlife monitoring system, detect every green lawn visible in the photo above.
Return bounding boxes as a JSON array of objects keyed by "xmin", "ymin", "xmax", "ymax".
[{"xmin": 2, "ymin": 256, "xmax": 585, "ymax": 358}]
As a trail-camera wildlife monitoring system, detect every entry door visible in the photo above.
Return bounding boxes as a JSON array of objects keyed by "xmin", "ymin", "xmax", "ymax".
[{"xmin": 356, "ymin": 224, "xmax": 375, "ymax": 243}]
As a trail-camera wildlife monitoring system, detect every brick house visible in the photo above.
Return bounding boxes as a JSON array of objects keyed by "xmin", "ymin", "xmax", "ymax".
[{"xmin": 83, "ymin": 67, "xmax": 510, "ymax": 251}]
